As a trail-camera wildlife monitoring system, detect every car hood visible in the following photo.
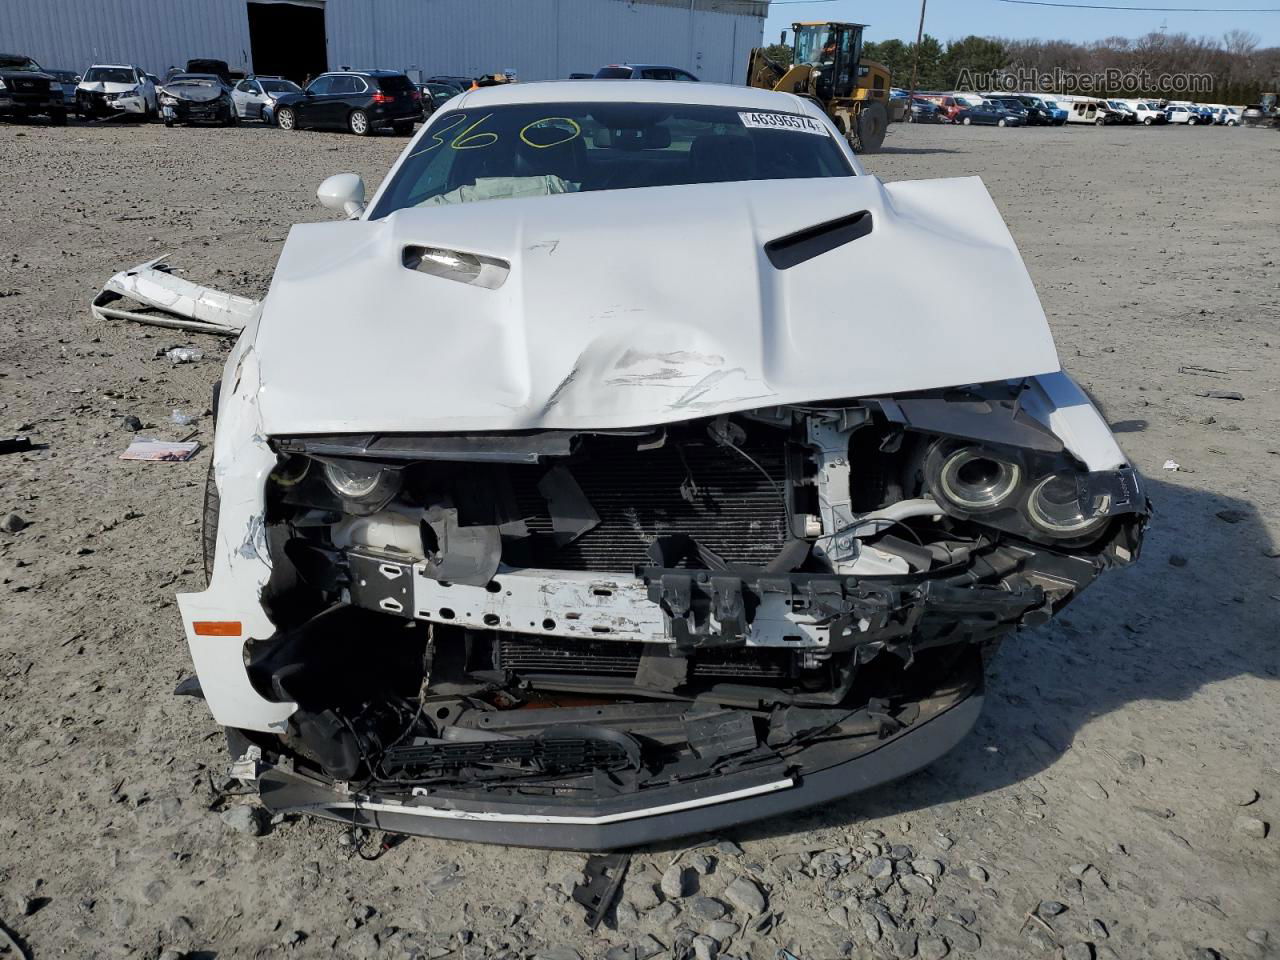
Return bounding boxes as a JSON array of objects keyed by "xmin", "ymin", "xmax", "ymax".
[
  {"xmin": 161, "ymin": 83, "xmax": 223, "ymax": 102},
  {"xmin": 78, "ymin": 81, "xmax": 141, "ymax": 94},
  {"xmin": 252, "ymin": 174, "xmax": 1061, "ymax": 435}
]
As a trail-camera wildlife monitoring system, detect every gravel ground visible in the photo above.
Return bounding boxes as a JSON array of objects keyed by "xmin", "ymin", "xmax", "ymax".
[{"xmin": 0, "ymin": 116, "xmax": 1277, "ymax": 960}]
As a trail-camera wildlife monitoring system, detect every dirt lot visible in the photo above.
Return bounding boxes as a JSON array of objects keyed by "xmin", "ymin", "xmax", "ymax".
[{"xmin": 0, "ymin": 116, "xmax": 1277, "ymax": 960}]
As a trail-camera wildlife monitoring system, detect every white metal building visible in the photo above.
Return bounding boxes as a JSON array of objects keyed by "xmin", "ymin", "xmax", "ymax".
[{"xmin": 0, "ymin": 0, "xmax": 767, "ymax": 84}]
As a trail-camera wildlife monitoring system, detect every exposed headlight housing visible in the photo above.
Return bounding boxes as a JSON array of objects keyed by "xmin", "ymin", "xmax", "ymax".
[
  {"xmin": 160, "ymin": 94, "xmax": 177, "ymax": 105},
  {"xmin": 320, "ymin": 458, "xmax": 401, "ymax": 514},
  {"xmin": 1025, "ymin": 471, "xmax": 1113, "ymax": 538},
  {"xmin": 934, "ymin": 446, "xmax": 1021, "ymax": 512}
]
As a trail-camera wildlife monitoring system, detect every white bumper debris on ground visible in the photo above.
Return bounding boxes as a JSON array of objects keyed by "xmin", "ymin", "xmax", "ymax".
[{"xmin": 91, "ymin": 256, "xmax": 258, "ymax": 336}]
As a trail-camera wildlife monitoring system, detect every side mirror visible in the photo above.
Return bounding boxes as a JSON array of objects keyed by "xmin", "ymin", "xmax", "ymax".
[{"xmin": 317, "ymin": 173, "xmax": 366, "ymax": 218}]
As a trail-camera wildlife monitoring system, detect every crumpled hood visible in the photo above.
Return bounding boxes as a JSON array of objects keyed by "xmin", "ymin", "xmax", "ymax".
[
  {"xmin": 253, "ymin": 175, "xmax": 1061, "ymax": 435},
  {"xmin": 78, "ymin": 81, "xmax": 141, "ymax": 95},
  {"xmin": 160, "ymin": 83, "xmax": 222, "ymax": 102}
]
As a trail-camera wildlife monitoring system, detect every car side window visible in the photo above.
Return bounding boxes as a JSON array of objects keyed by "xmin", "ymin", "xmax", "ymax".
[
  {"xmin": 236, "ymin": 80, "xmax": 252, "ymax": 92},
  {"xmin": 673, "ymin": 70, "xmax": 697, "ymax": 81},
  {"xmin": 307, "ymin": 76, "xmax": 333, "ymax": 95},
  {"xmin": 640, "ymin": 69, "xmax": 670, "ymax": 80}
]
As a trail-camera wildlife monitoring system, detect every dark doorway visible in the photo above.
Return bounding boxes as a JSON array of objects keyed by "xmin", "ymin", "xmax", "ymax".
[{"xmin": 247, "ymin": 1, "xmax": 327, "ymax": 84}]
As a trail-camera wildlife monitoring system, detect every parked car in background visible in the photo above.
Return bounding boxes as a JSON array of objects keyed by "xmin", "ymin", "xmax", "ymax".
[
  {"xmin": 955, "ymin": 102, "xmax": 1024, "ymax": 126},
  {"xmin": 984, "ymin": 98, "xmax": 1029, "ymax": 122},
  {"xmin": 1011, "ymin": 95, "xmax": 1058, "ymax": 125},
  {"xmin": 907, "ymin": 97, "xmax": 945, "ymax": 123},
  {"xmin": 273, "ymin": 70, "xmax": 422, "ymax": 136},
  {"xmin": 1066, "ymin": 99, "xmax": 1122, "ymax": 125},
  {"xmin": 952, "ymin": 92, "xmax": 985, "ymax": 108},
  {"xmin": 159, "ymin": 73, "xmax": 236, "ymax": 126},
  {"xmin": 232, "ymin": 75, "xmax": 302, "ymax": 123},
  {"xmin": 916, "ymin": 93, "xmax": 964, "ymax": 121},
  {"xmin": 1122, "ymin": 101, "xmax": 1167, "ymax": 124},
  {"xmin": 595, "ymin": 64, "xmax": 699, "ymax": 81},
  {"xmin": 77, "ymin": 64, "xmax": 157, "ymax": 120},
  {"xmin": 418, "ymin": 81, "xmax": 458, "ymax": 115},
  {"xmin": 1104, "ymin": 100, "xmax": 1139, "ymax": 124},
  {"xmin": 426, "ymin": 75, "xmax": 472, "ymax": 92},
  {"xmin": 185, "ymin": 59, "xmax": 234, "ymax": 85},
  {"xmin": 45, "ymin": 68, "xmax": 79, "ymax": 108},
  {"xmin": 0, "ymin": 52, "xmax": 67, "ymax": 124},
  {"xmin": 1038, "ymin": 99, "xmax": 1069, "ymax": 124},
  {"xmin": 1215, "ymin": 107, "xmax": 1240, "ymax": 125},
  {"xmin": 1164, "ymin": 105, "xmax": 1198, "ymax": 124}
]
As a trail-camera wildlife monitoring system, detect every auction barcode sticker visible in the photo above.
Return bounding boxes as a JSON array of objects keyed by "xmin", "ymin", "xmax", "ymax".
[{"xmin": 738, "ymin": 111, "xmax": 828, "ymax": 135}]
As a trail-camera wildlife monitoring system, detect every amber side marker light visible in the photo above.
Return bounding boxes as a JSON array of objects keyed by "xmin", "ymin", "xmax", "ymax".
[{"xmin": 193, "ymin": 621, "xmax": 242, "ymax": 637}]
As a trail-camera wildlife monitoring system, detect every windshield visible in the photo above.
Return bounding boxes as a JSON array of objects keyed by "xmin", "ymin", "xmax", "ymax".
[
  {"xmin": 84, "ymin": 67, "xmax": 136, "ymax": 84},
  {"xmin": 0, "ymin": 55, "xmax": 43, "ymax": 72},
  {"xmin": 259, "ymin": 79, "xmax": 300, "ymax": 94},
  {"xmin": 371, "ymin": 101, "xmax": 854, "ymax": 218}
]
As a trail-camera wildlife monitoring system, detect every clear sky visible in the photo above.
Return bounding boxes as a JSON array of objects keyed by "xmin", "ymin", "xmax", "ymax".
[{"xmin": 763, "ymin": 0, "xmax": 1280, "ymax": 48}]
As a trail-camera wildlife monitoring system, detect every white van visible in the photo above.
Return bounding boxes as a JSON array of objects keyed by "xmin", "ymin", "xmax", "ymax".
[{"xmin": 1066, "ymin": 99, "xmax": 1120, "ymax": 125}]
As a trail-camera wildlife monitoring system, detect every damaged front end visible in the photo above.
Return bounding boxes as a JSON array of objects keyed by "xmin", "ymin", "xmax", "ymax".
[{"xmin": 186, "ymin": 373, "xmax": 1145, "ymax": 849}]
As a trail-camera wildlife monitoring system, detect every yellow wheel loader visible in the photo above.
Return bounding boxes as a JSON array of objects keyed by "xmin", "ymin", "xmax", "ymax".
[{"xmin": 746, "ymin": 21, "xmax": 892, "ymax": 153}]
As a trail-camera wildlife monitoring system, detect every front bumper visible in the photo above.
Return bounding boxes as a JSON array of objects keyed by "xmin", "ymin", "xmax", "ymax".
[{"xmin": 243, "ymin": 659, "xmax": 984, "ymax": 850}]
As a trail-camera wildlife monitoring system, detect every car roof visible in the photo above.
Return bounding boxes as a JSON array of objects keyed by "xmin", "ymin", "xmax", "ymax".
[
  {"xmin": 606, "ymin": 64, "xmax": 689, "ymax": 70},
  {"xmin": 88, "ymin": 63, "xmax": 136, "ymax": 69},
  {"xmin": 452, "ymin": 79, "xmax": 812, "ymax": 113},
  {"xmin": 321, "ymin": 69, "xmax": 405, "ymax": 77}
]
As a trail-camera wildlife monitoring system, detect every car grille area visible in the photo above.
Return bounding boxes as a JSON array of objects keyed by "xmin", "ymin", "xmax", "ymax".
[
  {"xmin": 508, "ymin": 433, "xmax": 791, "ymax": 573},
  {"xmin": 496, "ymin": 635, "xmax": 791, "ymax": 680}
]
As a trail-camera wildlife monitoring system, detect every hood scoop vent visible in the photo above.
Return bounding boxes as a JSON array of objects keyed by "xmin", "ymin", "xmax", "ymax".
[
  {"xmin": 403, "ymin": 245, "xmax": 510, "ymax": 290},
  {"xmin": 765, "ymin": 210, "xmax": 873, "ymax": 270}
]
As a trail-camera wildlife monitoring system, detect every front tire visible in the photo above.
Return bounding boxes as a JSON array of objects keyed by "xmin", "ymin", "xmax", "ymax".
[
  {"xmin": 276, "ymin": 106, "xmax": 297, "ymax": 130},
  {"xmin": 962, "ymin": 116, "xmax": 972, "ymax": 125},
  {"xmin": 853, "ymin": 100, "xmax": 888, "ymax": 153},
  {"xmin": 997, "ymin": 118, "xmax": 1007, "ymax": 127},
  {"xmin": 348, "ymin": 108, "xmax": 371, "ymax": 136},
  {"xmin": 1143, "ymin": 117, "xmax": 1153, "ymax": 125}
]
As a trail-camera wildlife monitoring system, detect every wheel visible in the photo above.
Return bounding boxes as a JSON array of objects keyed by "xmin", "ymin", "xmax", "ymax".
[
  {"xmin": 997, "ymin": 118, "xmax": 1007, "ymax": 127},
  {"xmin": 962, "ymin": 116, "xmax": 971, "ymax": 125},
  {"xmin": 1143, "ymin": 117, "xmax": 1153, "ymax": 125},
  {"xmin": 393, "ymin": 121, "xmax": 414, "ymax": 137},
  {"xmin": 202, "ymin": 460, "xmax": 219, "ymax": 585},
  {"xmin": 49, "ymin": 109, "xmax": 67, "ymax": 126},
  {"xmin": 852, "ymin": 101, "xmax": 888, "ymax": 152},
  {"xmin": 163, "ymin": 118, "xmax": 173, "ymax": 128},
  {"xmin": 1187, "ymin": 117, "xmax": 1196, "ymax": 125},
  {"xmin": 1095, "ymin": 116, "xmax": 1105, "ymax": 126},
  {"xmin": 348, "ymin": 108, "xmax": 371, "ymax": 136},
  {"xmin": 276, "ymin": 106, "xmax": 296, "ymax": 130}
]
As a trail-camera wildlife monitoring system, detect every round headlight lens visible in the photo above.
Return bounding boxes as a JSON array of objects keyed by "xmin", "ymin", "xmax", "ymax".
[
  {"xmin": 321, "ymin": 459, "xmax": 396, "ymax": 501},
  {"xmin": 1025, "ymin": 471, "xmax": 1110, "ymax": 536},
  {"xmin": 937, "ymin": 447, "xmax": 1021, "ymax": 512}
]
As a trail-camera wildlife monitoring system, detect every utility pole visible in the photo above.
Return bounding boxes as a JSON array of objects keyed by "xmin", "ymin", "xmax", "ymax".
[{"xmin": 908, "ymin": 0, "xmax": 928, "ymax": 105}]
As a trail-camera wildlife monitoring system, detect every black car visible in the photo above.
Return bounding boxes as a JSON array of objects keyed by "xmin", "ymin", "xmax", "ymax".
[
  {"xmin": 954, "ymin": 103, "xmax": 1024, "ymax": 126},
  {"xmin": 907, "ymin": 97, "xmax": 946, "ymax": 123},
  {"xmin": 45, "ymin": 69, "xmax": 80, "ymax": 109},
  {"xmin": 159, "ymin": 73, "xmax": 237, "ymax": 126},
  {"xmin": 0, "ymin": 53, "xmax": 67, "ymax": 124},
  {"xmin": 418, "ymin": 81, "xmax": 458, "ymax": 116},
  {"xmin": 1009, "ymin": 95, "xmax": 1055, "ymax": 125},
  {"xmin": 274, "ymin": 70, "xmax": 422, "ymax": 136},
  {"xmin": 426, "ymin": 75, "xmax": 472, "ymax": 92}
]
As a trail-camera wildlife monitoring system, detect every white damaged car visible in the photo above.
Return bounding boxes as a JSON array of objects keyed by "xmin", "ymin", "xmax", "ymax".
[
  {"xmin": 180, "ymin": 81, "xmax": 1148, "ymax": 849},
  {"xmin": 75, "ymin": 64, "xmax": 157, "ymax": 120}
]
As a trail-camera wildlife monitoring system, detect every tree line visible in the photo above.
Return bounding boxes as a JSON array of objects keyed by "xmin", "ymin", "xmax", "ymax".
[{"xmin": 762, "ymin": 30, "xmax": 1278, "ymax": 104}]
